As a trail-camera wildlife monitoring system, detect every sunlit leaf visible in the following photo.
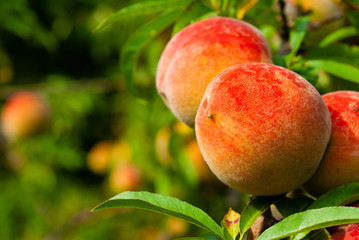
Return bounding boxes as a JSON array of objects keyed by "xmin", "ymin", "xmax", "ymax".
[
  {"xmin": 304, "ymin": 44, "xmax": 359, "ymax": 66},
  {"xmin": 95, "ymin": 0, "xmax": 192, "ymax": 31},
  {"xmin": 305, "ymin": 60, "xmax": 359, "ymax": 84},
  {"xmin": 285, "ymin": 16, "xmax": 310, "ymax": 66},
  {"xmin": 320, "ymin": 26, "xmax": 357, "ymax": 47},
  {"xmin": 92, "ymin": 191, "xmax": 223, "ymax": 238},
  {"xmin": 256, "ymin": 207, "xmax": 359, "ymax": 240},
  {"xmin": 237, "ymin": 0, "xmax": 259, "ymax": 19}
]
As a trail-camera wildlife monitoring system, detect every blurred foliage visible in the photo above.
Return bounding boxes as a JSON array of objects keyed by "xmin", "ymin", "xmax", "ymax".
[{"xmin": 0, "ymin": 0, "xmax": 359, "ymax": 239}]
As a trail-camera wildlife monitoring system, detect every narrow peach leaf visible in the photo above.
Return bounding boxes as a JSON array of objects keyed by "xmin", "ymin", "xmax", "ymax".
[
  {"xmin": 305, "ymin": 60, "xmax": 359, "ymax": 84},
  {"xmin": 92, "ymin": 191, "xmax": 223, "ymax": 238},
  {"xmin": 256, "ymin": 207, "xmax": 359, "ymax": 240},
  {"xmin": 292, "ymin": 182, "xmax": 359, "ymax": 240},
  {"xmin": 95, "ymin": 0, "xmax": 192, "ymax": 32}
]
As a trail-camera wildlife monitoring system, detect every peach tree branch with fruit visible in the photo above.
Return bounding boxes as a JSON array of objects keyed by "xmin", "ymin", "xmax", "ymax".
[{"xmin": 91, "ymin": 0, "xmax": 359, "ymax": 239}]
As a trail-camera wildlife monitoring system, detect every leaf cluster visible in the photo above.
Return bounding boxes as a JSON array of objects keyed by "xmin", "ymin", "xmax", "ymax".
[{"xmin": 93, "ymin": 183, "xmax": 359, "ymax": 240}]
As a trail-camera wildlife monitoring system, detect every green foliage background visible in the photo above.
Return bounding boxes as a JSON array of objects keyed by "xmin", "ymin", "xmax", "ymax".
[{"xmin": 0, "ymin": 0, "xmax": 358, "ymax": 239}]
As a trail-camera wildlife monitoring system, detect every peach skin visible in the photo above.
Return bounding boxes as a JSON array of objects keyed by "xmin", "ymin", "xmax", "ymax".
[
  {"xmin": 195, "ymin": 63, "xmax": 331, "ymax": 196},
  {"xmin": 156, "ymin": 17, "xmax": 272, "ymax": 127},
  {"xmin": 304, "ymin": 91, "xmax": 359, "ymax": 196}
]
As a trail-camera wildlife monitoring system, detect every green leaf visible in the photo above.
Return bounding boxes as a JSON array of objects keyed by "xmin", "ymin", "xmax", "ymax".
[
  {"xmin": 319, "ymin": 26, "xmax": 358, "ymax": 47},
  {"xmin": 92, "ymin": 191, "xmax": 223, "ymax": 238},
  {"xmin": 120, "ymin": 9, "xmax": 185, "ymax": 98},
  {"xmin": 308, "ymin": 182, "xmax": 359, "ymax": 210},
  {"xmin": 294, "ymin": 229, "xmax": 329, "ymax": 240},
  {"xmin": 273, "ymin": 55, "xmax": 286, "ymax": 67},
  {"xmin": 285, "ymin": 16, "xmax": 310, "ymax": 67},
  {"xmin": 347, "ymin": 10, "xmax": 359, "ymax": 31},
  {"xmin": 95, "ymin": 0, "xmax": 192, "ymax": 31},
  {"xmin": 275, "ymin": 196, "xmax": 313, "ymax": 218},
  {"xmin": 304, "ymin": 44, "xmax": 359, "ymax": 66},
  {"xmin": 256, "ymin": 207, "xmax": 359, "ymax": 240},
  {"xmin": 292, "ymin": 183, "xmax": 359, "ymax": 240},
  {"xmin": 239, "ymin": 195, "xmax": 284, "ymax": 240},
  {"xmin": 305, "ymin": 60, "xmax": 359, "ymax": 84},
  {"xmin": 222, "ymin": 221, "xmax": 236, "ymax": 240},
  {"xmin": 172, "ymin": 1, "xmax": 214, "ymax": 35}
]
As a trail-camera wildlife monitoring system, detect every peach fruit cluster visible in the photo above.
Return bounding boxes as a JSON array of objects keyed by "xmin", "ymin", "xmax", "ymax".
[{"xmin": 156, "ymin": 16, "xmax": 359, "ymax": 196}]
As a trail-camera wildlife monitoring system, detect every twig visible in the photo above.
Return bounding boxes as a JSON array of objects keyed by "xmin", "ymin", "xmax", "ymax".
[{"xmin": 279, "ymin": 0, "xmax": 290, "ymax": 41}]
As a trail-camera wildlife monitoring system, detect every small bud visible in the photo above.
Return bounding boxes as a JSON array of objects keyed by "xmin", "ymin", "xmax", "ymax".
[{"xmin": 222, "ymin": 208, "xmax": 240, "ymax": 240}]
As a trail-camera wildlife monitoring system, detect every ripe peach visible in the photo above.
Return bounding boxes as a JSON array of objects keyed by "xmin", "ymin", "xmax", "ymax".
[
  {"xmin": 304, "ymin": 91, "xmax": 359, "ymax": 195},
  {"xmin": 1, "ymin": 91, "xmax": 50, "ymax": 141},
  {"xmin": 195, "ymin": 63, "xmax": 331, "ymax": 196},
  {"xmin": 156, "ymin": 17, "xmax": 272, "ymax": 127}
]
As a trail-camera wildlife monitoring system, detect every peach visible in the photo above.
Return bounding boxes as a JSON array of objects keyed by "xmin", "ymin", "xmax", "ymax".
[
  {"xmin": 1, "ymin": 91, "xmax": 50, "ymax": 141},
  {"xmin": 108, "ymin": 163, "xmax": 142, "ymax": 193},
  {"xmin": 195, "ymin": 63, "xmax": 331, "ymax": 196},
  {"xmin": 156, "ymin": 17, "xmax": 272, "ymax": 127},
  {"xmin": 304, "ymin": 91, "xmax": 359, "ymax": 195},
  {"xmin": 87, "ymin": 141, "xmax": 113, "ymax": 175}
]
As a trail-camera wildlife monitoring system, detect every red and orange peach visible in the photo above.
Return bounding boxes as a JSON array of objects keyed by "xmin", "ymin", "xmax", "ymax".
[
  {"xmin": 156, "ymin": 17, "xmax": 272, "ymax": 127},
  {"xmin": 195, "ymin": 63, "xmax": 331, "ymax": 196},
  {"xmin": 304, "ymin": 91, "xmax": 359, "ymax": 195}
]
